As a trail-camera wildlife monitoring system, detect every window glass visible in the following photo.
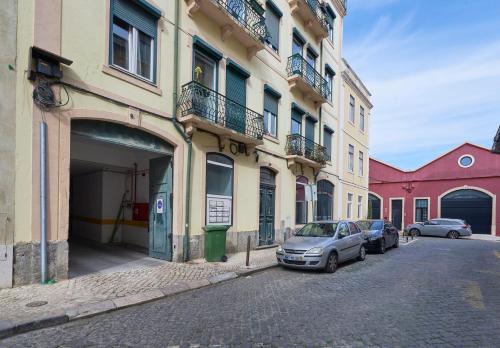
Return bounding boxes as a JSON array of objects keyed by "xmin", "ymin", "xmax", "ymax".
[
  {"xmin": 323, "ymin": 128, "xmax": 333, "ymax": 160},
  {"xmin": 317, "ymin": 180, "xmax": 333, "ymax": 220},
  {"xmin": 206, "ymin": 154, "xmax": 233, "ymax": 225},
  {"xmin": 291, "ymin": 117, "xmax": 301, "ymax": 135},
  {"xmin": 347, "ymin": 193, "xmax": 353, "ymax": 219},
  {"xmin": 348, "ymin": 144, "xmax": 354, "ymax": 171},
  {"xmin": 348, "ymin": 222, "xmax": 358, "ymax": 234},
  {"xmin": 349, "ymin": 95, "xmax": 355, "ymax": 123},
  {"xmin": 306, "ymin": 50, "xmax": 316, "ymax": 68},
  {"xmin": 292, "ymin": 36, "xmax": 303, "ymax": 56},
  {"xmin": 296, "ymin": 176, "xmax": 308, "ymax": 224},
  {"xmin": 206, "ymin": 163, "xmax": 232, "ymax": 196},
  {"xmin": 360, "ymin": 106, "xmax": 365, "ymax": 131},
  {"xmin": 296, "ymin": 223, "xmax": 338, "ymax": 237},
  {"xmin": 415, "ymin": 199, "xmax": 428, "ymax": 222},
  {"xmin": 264, "ymin": 91, "xmax": 279, "ymax": 137},
  {"xmin": 359, "ymin": 151, "xmax": 364, "ymax": 176},
  {"xmin": 112, "ymin": 18, "xmax": 130, "ymax": 70},
  {"xmin": 459, "ymin": 156, "xmax": 473, "ymax": 167},
  {"xmin": 137, "ymin": 30, "xmax": 153, "ymax": 80},
  {"xmin": 193, "ymin": 50, "xmax": 216, "ymax": 90},
  {"xmin": 357, "ymin": 195, "xmax": 363, "ymax": 218},
  {"xmin": 338, "ymin": 223, "xmax": 349, "ymax": 237},
  {"xmin": 325, "ymin": 70, "xmax": 334, "ymax": 101}
]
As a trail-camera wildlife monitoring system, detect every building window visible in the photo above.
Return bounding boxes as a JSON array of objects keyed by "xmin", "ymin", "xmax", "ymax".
[
  {"xmin": 357, "ymin": 195, "xmax": 363, "ymax": 218},
  {"xmin": 358, "ymin": 151, "xmax": 364, "ymax": 176},
  {"xmin": 325, "ymin": 70, "xmax": 334, "ymax": 102},
  {"xmin": 317, "ymin": 180, "xmax": 334, "ymax": 220},
  {"xmin": 296, "ymin": 176, "xmax": 308, "ymax": 224},
  {"xmin": 291, "ymin": 108, "xmax": 302, "ymax": 135},
  {"xmin": 347, "ymin": 193, "xmax": 353, "ymax": 219},
  {"xmin": 265, "ymin": 1, "xmax": 281, "ymax": 53},
  {"xmin": 206, "ymin": 153, "xmax": 233, "ymax": 225},
  {"xmin": 360, "ymin": 106, "xmax": 365, "ymax": 131},
  {"xmin": 292, "ymin": 33, "xmax": 304, "ymax": 56},
  {"xmin": 264, "ymin": 90, "xmax": 279, "ymax": 137},
  {"xmin": 193, "ymin": 49, "xmax": 217, "ymax": 90},
  {"xmin": 348, "ymin": 144, "xmax": 354, "ymax": 172},
  {"xmin": 415, "ymin": 199, "xmax": 429, "ymax": 222},
  {"xmin": 323, "ymin": 127, "xmax": 333, "ymax": 161},
  {"xmin": 349, "ymin": 95, "xmax": 355, "ymax": 124},
  {"xmin": 458, "ymin": 154, "xmax": 474, "ymax": 168},
  {"xmin": 110, "ymin": 0, "xmax": 159, "ymax": 82}
]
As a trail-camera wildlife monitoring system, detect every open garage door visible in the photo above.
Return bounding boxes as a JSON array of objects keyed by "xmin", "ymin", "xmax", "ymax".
[{"xmin": 441, "ymin": 189, "xmax": 492, "ymax": 234}]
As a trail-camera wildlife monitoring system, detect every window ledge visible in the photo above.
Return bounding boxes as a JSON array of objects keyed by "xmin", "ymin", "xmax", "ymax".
[
  {"xmin": 264, "ymin": 134, "xmax": 280, "ymax": 144},
  {"xmin": 264, "ymin": 45, "xmax": 281, "ymax": 62},
  {"xmin": 102, "ymin": 65, "xmax": 162, "ymax": 95},
  {"xmin": 348, "ymin": 120, "xmax": 355, "ymax": 126}
]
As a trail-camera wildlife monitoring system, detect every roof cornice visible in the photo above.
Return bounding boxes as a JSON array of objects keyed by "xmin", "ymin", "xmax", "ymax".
[
  {"xmin": 342, "ymin": 71, "xmax": 373, "ymax": 109},
  {"xmin": 331, "ymin": 0, "xmax": 347, "ymax": 17}
]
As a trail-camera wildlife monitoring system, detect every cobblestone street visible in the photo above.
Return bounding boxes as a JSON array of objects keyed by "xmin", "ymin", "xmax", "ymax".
[{"xmin": 3, "ymin": 237, "xmax": 500, "ymax": 347}]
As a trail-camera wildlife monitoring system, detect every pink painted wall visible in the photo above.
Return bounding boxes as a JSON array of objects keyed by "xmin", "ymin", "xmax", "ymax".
[{"xmin": 369, "ymin": 143, "xmax": 500, "ymax": 236}]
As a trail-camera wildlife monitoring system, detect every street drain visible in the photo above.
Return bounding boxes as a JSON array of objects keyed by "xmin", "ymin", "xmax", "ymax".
[{"xmin": 26, "ymin": 300, "xmax": 48, "ymax": 307}]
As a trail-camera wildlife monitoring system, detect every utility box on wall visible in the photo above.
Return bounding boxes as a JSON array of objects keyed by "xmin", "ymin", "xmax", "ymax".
[{"xmin": 133, "ymin": 203, "xmax": 149, "ymax": 221}]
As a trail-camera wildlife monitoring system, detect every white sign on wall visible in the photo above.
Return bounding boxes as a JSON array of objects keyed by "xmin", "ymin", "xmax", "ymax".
[
  {"xmin": 156, "ymin": 198, "xmax": 164, "ymax": 214},
  {"xmin": 305, "ymin": 185, "xmax": 317, "ymax": 202},
  {"xmin": 206, "ymin": 195, "xmax": 232, "ymax": 225}
]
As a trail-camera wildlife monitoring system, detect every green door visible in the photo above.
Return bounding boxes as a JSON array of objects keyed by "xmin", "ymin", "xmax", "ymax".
[
  {"xmin": 258, "ymin": 168, "xmax": 276, "ymax": 246},
  {"xmin": 149, "ymin": 156, "xmax": 173, "ymax": 260},
  {"xmin": 225, "ymin": 67, "xmax": 247, "ymax": 134}
]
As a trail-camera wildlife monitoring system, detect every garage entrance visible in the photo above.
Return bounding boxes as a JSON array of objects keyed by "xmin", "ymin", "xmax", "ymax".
[
  {"xmin": 441, "ymin": 189, "xmax": 492, "ymax": 234},
  {"xmin": 69, "ymin": 120, "xmax": 174, "ymax": 276}
]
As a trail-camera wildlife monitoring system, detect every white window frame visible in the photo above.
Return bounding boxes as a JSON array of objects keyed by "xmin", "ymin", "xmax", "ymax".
[
  {"xmin": 348, "ymin": 144, "xmax": 354, "ymax": 172},
  {"xmin": 357, "ymin": 195, "xmax": 363, "ymax": 219},
  {"xmin": 347, "ymin": 193, "xmax": 353, "ymax": 219},
  {"xmin": 413, "ymin": 197, "xmax": 430, "ymax": 223},
  {"xmin": 457, "ymin": 154, "xmax": 475, "ymax": 168},
  {"xmin": 360, "ymin": 106, "xmax": 365, "ymax": 132},
  {"xmin": 358, "ymin": 151, "xmax": 364, "ymax": 176},
  {"xmin": 112, "ymin": 22, "xmax": 155, "ymax": 82},
  {"xmin": 349, "ymin": 95, "xmax": 355, "ymax": 124},
  {"xmin": 206, "ymin": 156, "xmax": 234, "ymax": 226}
]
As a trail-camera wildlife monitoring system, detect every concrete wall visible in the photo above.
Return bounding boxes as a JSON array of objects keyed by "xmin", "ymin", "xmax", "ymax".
[{"xmin": 0, "ymin": 0, "xmax": 17, "ymax": 288}]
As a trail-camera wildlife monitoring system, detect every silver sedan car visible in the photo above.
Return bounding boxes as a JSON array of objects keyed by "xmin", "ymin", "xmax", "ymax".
[
  {"xmin": 276, "ymin": 220, "xmax": 366, "ymax": 273},
  {"xmin": 405, "ymin": 218, "xmax": 472, "ymax": 239}
]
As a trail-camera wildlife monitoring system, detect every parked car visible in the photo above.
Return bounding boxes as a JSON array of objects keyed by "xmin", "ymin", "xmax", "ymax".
[
  {"xmin": 405, "ymin": 218, "xmax": 472, "ymax": 239},
  {"xmin": 276, "ymin": 220, "xmax": 366, "ymax": 273},
  {"xmin": 356, "ymin": 219, "xmax": 399, "ymax": 253}
]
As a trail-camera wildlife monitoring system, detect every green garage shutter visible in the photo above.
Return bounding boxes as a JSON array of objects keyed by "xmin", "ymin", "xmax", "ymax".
[{"xmin": 113, "ymin": 0, "xmax": 159, "ymax": 37}]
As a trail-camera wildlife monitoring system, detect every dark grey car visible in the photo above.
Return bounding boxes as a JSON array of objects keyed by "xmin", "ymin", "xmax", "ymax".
[
  {"xmin": 276, "ymin": 220, "xmax": 366, "ymax": 273},
  {"xmin": 356, "ymin": 219, "xmax": 399, "ymax": 253}
]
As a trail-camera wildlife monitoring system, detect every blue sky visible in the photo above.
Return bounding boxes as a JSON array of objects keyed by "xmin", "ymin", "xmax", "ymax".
[{"xmin": 343, "ymin": 0, "xmax": 500, "ymax": 170}]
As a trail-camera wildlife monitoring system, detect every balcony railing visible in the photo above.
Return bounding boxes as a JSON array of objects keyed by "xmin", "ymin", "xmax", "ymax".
[
  {"xmin": 213, "ymin": 0, "xmax": 267, "ymax": 43},
  {"xmin": 305, "ymin": 0, "xmax": 329, "ymax": 33},
  {"xmin": 177, "ymin": 81, "xmax": 264, "ymax": 141},
  {"xmin": 285, "ymin": 134, "xmax": 330, "ymax": 164},
  {"xmin": 286, "ymin": 54, "xmax": 330, "ymax": 100}
]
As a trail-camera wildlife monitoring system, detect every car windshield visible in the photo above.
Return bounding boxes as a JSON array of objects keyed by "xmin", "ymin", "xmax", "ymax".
[
  {"xmin": 295, "ymin": 223, "xmax": 338, "ymax": 237},
  {"xmin": 356, "ymin": 220, "xmax": 383, "ymax": 230}
]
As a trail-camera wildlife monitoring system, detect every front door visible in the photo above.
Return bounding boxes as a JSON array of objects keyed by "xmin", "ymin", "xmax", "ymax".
[
  {"xmin": 259, "ymin": 185, "xmax": 275, "ymax": 245},
  {"xmin": 391, "ymin": 199, "xmax": 403, "ymax": 231},
  {"xmin": 226, "ymin": 67, "xmax": 247, "ymax": 134},
  {"xmin": 149, "ymin": 156, "xmax": 173, "ymax": 260}
]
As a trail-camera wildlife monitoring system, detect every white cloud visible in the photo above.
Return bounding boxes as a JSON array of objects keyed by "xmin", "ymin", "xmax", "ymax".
[{"xmin": 344, "ymin": 12, "xmax": 500, "ymax": 169}]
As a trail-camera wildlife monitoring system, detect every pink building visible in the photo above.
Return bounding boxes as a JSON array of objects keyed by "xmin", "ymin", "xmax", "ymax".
[{"xmin": 368, "ymin": 143, "xmax": 500, "ymax": 236}]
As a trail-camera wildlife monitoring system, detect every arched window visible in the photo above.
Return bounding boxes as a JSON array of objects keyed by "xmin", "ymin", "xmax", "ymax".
[
  {"xmin": 206, "ymin": 153, "xmax": 233, "ymax": 225},
  {"xmin": 317, "ymin": 180, "xmax": 334, "ymax": 220},
  {"xmin": 296, "ymin": 176, "xmax": 308, "ymax": 224}
]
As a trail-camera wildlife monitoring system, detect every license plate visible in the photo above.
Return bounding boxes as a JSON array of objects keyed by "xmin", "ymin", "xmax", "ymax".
[{"xmin": 284, "ymin": 255, "xmax": 303, "ymax": 261}]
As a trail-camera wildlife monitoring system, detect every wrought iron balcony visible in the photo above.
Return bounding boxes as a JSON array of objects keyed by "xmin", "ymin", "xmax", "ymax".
[
  {"xmin": 289, "ymin": 0, "xmax": 329, "ymax": 41},
  {"xmin": 285, "ymin": 134, "xmax": 329, "ymax": 168},
  {"xmin": 286, "ymin": 54, "xmax": 330, "ymax": 104},
  {"xmin": 177, "ymin": 81, "xmax": 264, "ymax": 145},
  {"xmin": 185, "ymin": 0, "xmax": 267, "ymax": 58}
]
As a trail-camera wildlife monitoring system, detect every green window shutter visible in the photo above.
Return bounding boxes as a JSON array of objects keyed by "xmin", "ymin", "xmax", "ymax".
[
  {"xmin": 323, "ymin": 128, "xmax": 333, "ymax": 158},
  {"xmin": 265, "ymin": 5, "xmax": 280, "ymax": 51},
  {"xmin": 113, "ymin": 0, "xmax": 158, "ymax": 37},
  {"xmin": 264, "ymin": 91, "xmax": 278, "ymax": 115}
]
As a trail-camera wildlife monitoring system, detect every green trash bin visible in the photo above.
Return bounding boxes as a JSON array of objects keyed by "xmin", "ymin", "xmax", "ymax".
[{"xmin": 203, "ymin": 225, "xmax": 229, "ymax": 262}]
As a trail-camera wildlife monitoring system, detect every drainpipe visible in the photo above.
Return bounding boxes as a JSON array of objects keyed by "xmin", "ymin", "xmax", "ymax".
[
  {"xmin": 314, "ymin": 40, "xmax": 324, "ymax": 220},
  {"xmin": 40, "ymin": 121, "xmax": 48, "ymax": 283},
  {"xmin": 172, "ymin": 0, "xmax": 193, "ymax": 262}
]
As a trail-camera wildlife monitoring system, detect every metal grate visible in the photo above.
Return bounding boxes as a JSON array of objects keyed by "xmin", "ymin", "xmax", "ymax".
[
  {"xmin": 286, "ymin": 54, "xmax": 330, "ymax": 100},
  {"xmin": 177, "ymin": 81, "xmax": 264, "ymax": 140},
  {"xmin": 283, "ymin": 259, "xmax": 307, "ymax": 265},
  {"xmin": 284, "ymin": 249, "xmax": 307, "ymax": 254},
  {"xmin": 304, "ymin": 0, "xmax": 329, "ymax": 33},
  {"xmin": 285, "ymin": 134, "xmax": 330, "ymax": 164},
  {"xmin": 212, "ymin": 0, "xmax": 267, "ymax": 43}
]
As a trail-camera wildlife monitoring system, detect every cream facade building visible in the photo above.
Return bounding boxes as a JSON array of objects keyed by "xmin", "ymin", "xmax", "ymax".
[{"xmin": 0, "ymin": 0, "xmax": 371, "ymax": 287}]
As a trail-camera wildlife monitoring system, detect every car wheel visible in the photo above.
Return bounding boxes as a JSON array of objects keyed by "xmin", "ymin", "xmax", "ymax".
[
  {"xmin": 448, "ymin": 231, "xmax": 460, "ymax": 239},
  {"xmin": 379, "ymin": 238, "xmax": 386, "ymax": 254},
  {"xmin": 394, "ymin": 236, "xmax": 399, "ymax": 248},
  {"xmin": 324, "ymin": 252, "xmax": 338, "ymax": 273},
  {"xmin": 410, "ymin": 228, "xmax": 420, "ymax": 237},
  {"xmin": 357, "ymin": 245, "xmax": 366, "ymax": 261}
]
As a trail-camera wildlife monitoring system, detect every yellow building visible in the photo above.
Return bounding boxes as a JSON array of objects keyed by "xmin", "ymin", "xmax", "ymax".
[{"xmin": 0, "ymin": 0, "xmax": 371, "ymax": 287}]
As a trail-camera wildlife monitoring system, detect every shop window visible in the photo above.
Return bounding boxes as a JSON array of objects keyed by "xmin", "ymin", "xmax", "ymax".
[{"xmin": 317, "ymin": 180, "xmax": 334, "ymax": 220}]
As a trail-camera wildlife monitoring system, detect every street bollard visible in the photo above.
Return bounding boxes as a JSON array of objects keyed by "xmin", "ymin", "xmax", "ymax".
[{"xmin": 246, "ymin": 235, "xmax": 251, "ymax": 267}]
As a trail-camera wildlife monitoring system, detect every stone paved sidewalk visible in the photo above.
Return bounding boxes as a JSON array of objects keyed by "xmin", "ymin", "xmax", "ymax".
[{"xmin": 0, "ymin": 247, "xmax": 277, "ymax": 338}]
